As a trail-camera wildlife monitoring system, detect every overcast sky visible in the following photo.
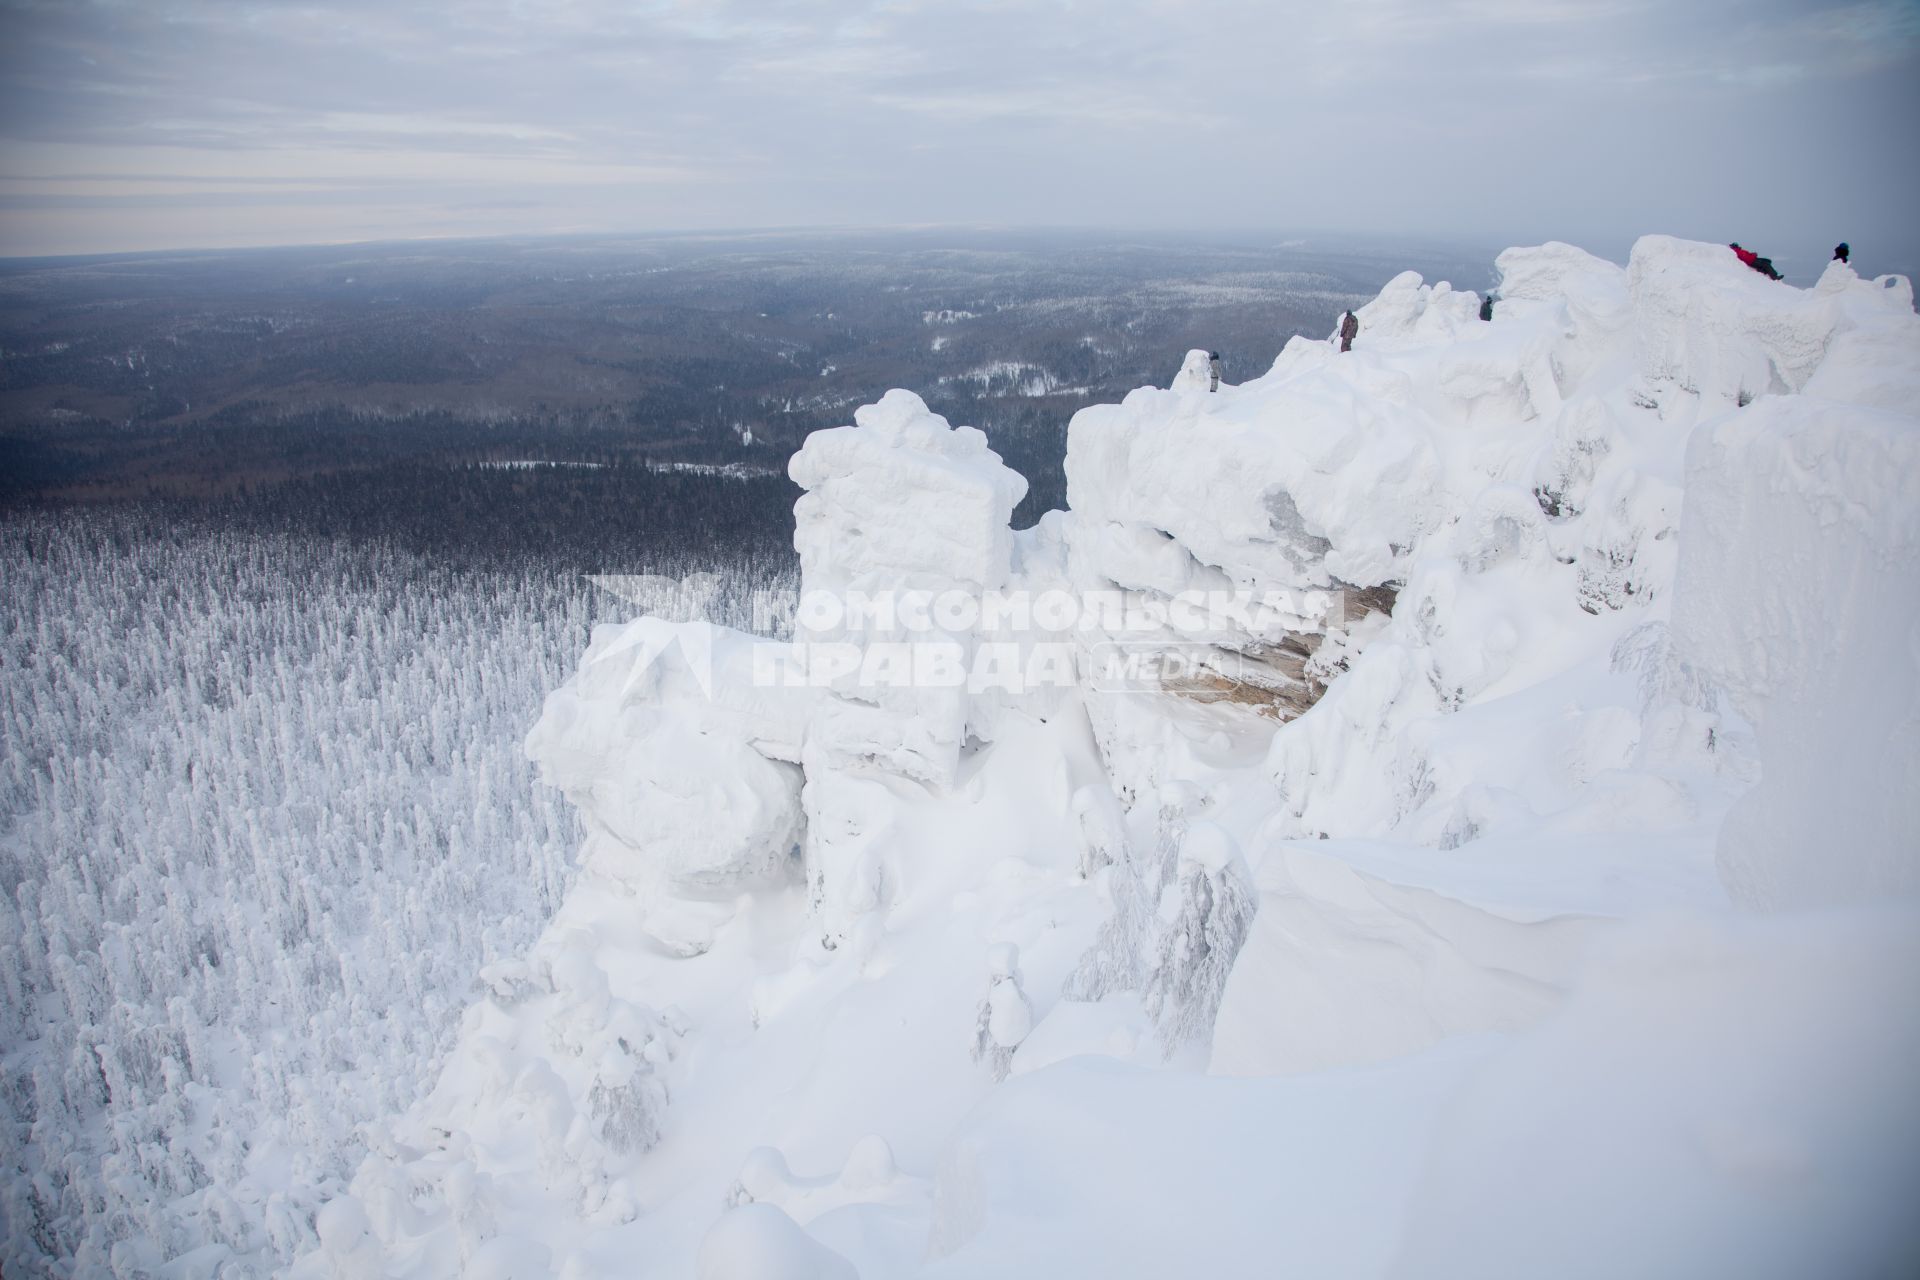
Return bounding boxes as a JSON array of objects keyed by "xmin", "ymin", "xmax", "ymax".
[{"xmin": 1, "ymin": 0, "xmax": 1916, "ymax": 261}]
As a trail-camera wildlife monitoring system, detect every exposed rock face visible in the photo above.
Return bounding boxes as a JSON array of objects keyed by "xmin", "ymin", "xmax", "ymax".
[{"xmin": 1153, "ymin": 582, "xmax": 1400, "ymax": 719}]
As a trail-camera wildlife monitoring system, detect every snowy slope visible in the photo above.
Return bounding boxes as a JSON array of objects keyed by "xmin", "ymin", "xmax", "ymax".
[{"xmin": 297, "ymin": 239, "xmax": 1920, "ymax": 1280}]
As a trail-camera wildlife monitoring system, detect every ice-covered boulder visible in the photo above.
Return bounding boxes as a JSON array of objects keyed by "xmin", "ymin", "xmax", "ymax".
[
  {"xmin": 1064, "ymin": 373, "xmax": 1440, "ymax": 593},
  {"xmin": 1063, "ymin": 239, "xmax": 1651, "ymax": 807},
  {"xmin": 1627, "ymin": 234, "xmax": 1845, "ymax": 407},
  {"xmin": 788, "ymin": 391, "xmax": 1035, "ymax": 938},
  {"xmin": 1494, "ymin": 241, "xmax": 1628, "ymax": 309},
  {"xmin": 1492, "ymin": 242, "xmax": 1633, "ymax": 403},
  {"xmin": 1061, "ymin": 244, "xmax": 1631, "ymax": 632},
  {"xmin": 567, "ymin": 715, "xmax": 801, "ymax": 899},
  {"xmin": 788, "ymin": 389, "xmax": 1027, "ymax": 787},
  {"xmin": 526, "ymin": 619, "xmax": 811, "ymax": 936},
  {"xmin": 1803, "ymin": 265, "xmax": 1920, "ymax": 414},
  {"xmin": 1354, "ymin": 270, "xmax": 1482, "ymax": 347},
  {"xmin": 791, "ymin": 388, "xmax": 1025, "ymax": 597},
  {"xmin": 1171, "ymin": 348, "xmax": 1215, "ymax": 392}
]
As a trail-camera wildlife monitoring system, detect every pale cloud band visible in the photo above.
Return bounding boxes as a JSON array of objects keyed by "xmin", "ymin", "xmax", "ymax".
[{"xmin": 1, "ymin": 0, "xmax": 1914, "ymax": 256}]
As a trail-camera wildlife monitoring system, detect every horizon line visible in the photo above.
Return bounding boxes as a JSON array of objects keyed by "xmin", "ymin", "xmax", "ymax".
[{"xmin": 0, "ymin": 222, "xmax": 1552, "ymax": 267}]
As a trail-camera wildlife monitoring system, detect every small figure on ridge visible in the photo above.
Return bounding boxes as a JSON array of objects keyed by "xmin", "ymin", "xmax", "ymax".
[
  {"xmin": 1833, "ymin": 242, "xmax": 1851, "ymax": 265},
  {"xmin": 1729, "ymin": 242, "xmax": 1783, "ymax": 281},
  {"xmin": 1208, "ymin": 351, "xmax": 1223, "ymax": 392},
  {"xmin": 1338, "ymin": 309, "xmax": 1359, "ymax": 353}
]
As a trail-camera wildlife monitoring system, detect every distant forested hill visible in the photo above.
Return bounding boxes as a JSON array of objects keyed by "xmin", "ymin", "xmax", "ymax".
[{"xmin": 0, "ymin": 229, "xmax": 1492, "ymax": 528}]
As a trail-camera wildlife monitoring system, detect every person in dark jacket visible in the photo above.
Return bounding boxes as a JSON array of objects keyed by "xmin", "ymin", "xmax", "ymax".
[
  {"xmin": 1208, "ymin": 351, "xmax": 1223, "ymax": 392},
  {"xmin": 1729, "ymin": 243, "xmax": 1783, "ymax": 281},
  {"xmin": 1834, "ymin": 242, "xmax": 1851, "ymax": 264},
  {"xmin": 1338, "ymin": 310, "xmax": 1359, "ymax": 353},
  {"xmin": 1479, "ymin": 292, "xmax": 1496, "ymax": 322}
]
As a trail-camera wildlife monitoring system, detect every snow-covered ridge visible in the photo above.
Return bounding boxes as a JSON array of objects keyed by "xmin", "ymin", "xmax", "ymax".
[{"xmin": 299, "ymin": 238, "xmax": 1920, "ymax": 1279}]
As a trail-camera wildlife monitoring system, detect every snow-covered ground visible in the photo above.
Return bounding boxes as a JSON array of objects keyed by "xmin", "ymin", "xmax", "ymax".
[
  {"xmin": 939, "ymin": 360, "xmax": 1086, "ymax": 398},
  {"xmin": 645, "ymin": 461, "xmax": 785, "ymax": 481},
  {"xmin": 478, "ymin": 460, "xmax": 610, "ymax": 470},
  {"xmin": 284, "ymin": 237, "xmax": 1914, "ymax": 1278}
]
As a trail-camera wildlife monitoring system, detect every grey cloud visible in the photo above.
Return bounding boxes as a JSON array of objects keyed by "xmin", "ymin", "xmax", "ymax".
[{"xmin": 0, "ymin": 0, "xmax": 1914, "ymax": 259}]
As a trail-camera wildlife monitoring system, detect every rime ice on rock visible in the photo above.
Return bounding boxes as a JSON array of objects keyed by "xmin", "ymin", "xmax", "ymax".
[
  {"xmin": 788, "ymin": 389, "xmax": 1027, "ymax": 787},
  {"xmin": 1355, "ymin": 270, "xmax": 1482, "ymax": 347},
  {"xmin": 1170, "ymin": 348, "xmax": 1215, "ymax": 392},
  {"xmin": 790, "ymin": 388, "xmax": 1026, "ymax": 601},
  {"xmin": 1628, "ymin": 234, "xmax": 1848, "ymax": 407},
  {"xmin": 527, "ymin": 619, "xmax": 811, "ymax": 951},
  {"xmin": 786, "ymin": 390, "xmax": 1032, "ymax": 941},
  {"xmin": 309, "ymin": 234, "xmax": 1920, "ymax": 1280}
]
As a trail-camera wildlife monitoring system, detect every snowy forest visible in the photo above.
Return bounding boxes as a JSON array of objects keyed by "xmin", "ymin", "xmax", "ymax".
[{"xmin": 0, "ymin": 504, "xmax": 796, "ymax": 1269}]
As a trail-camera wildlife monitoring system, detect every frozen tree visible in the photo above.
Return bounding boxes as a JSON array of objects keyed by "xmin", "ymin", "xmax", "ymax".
[
  {"xmin": 1067, "ymin": 801, "xmax": 1255, "ymax": 1056},
  {"xmin": 1141, "ymin": 822, "xmax": 1257, "ymax": 1054},
  {"xmin": 1065, "ymin": 791, "xmax": 1187, "ymax": 1003},
  {"xmin": 1071, "ymin": 783, "xmax": 1130, "ymax": 880},
  {"xmin": 971, "ymin": 943, "xmax": 1033, "ymax": 1081}
]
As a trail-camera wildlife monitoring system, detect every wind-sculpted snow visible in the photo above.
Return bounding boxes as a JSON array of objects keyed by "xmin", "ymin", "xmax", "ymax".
[
  {"xmin": 1672, "ymin": 393, "xmax": 1920, "ymax": 910},
  {"xmin": 789, "ymin": 390, "xmax": 1028, "ymax": 790},
  {"xmin": 1629, "ymin": 235, "xmax": 1849, "ymax": 405},
  {"xmin": 1383, "ymin": 909, "xmax": 1920, "ymax": 1280},
  {"xmin": 526, "ymin": 619, "xmax": 814, "ymax": 953},
  {"xmin": 790, "ymin": 388, "xmax": 1027, "ymax": 599},
  {"xmin": 1066, "ymin": 347, "xmax": 1442, "ymax": 590},
  {"xmin": 305, "ymin": 238, "xmax": 1920, "ymax": 1278}
]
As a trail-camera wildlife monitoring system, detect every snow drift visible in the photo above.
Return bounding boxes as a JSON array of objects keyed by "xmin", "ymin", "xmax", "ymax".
[{"xmin": 297, "ymin": 238, "xmax": 1920, "ymax": 1279}]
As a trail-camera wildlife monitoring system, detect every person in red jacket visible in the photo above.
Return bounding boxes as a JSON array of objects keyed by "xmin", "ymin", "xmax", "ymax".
[{"xmin": 1729, "ymin": 243, "xmax": 1783, "ymax": 281}]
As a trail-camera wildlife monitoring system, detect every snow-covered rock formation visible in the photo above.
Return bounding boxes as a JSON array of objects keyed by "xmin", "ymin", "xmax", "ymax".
[{"xmin": 299, "ymin": 238, "xmax": 1919, "ymax": 1279}]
